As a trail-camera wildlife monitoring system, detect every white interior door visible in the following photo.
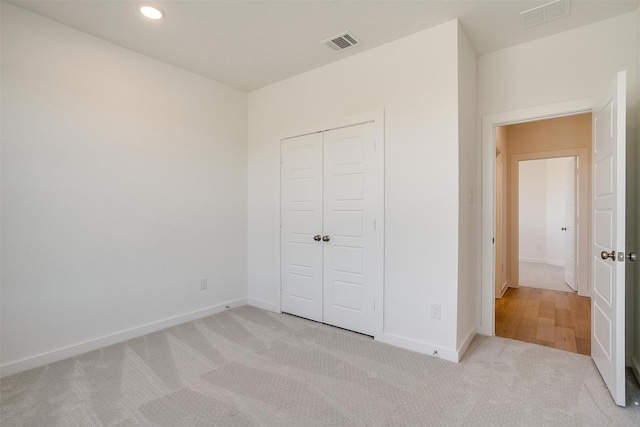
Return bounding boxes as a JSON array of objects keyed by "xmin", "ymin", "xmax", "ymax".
[
  {"xmin": 564, "ymin": 157, "xmax": 577, "ymax": 291},
  {"xmin": 281, "ymin": 133, "xmax": 323, "ymax": 322},
  {"xmin": 591, "ymin": 71, "xmax": 626, "ymax": 406},
  {"xmin": 322, "ymin": 122, "xmax": 382, "ymax": 336}
]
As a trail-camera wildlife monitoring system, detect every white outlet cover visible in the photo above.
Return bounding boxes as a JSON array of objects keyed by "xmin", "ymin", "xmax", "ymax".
[{"xmin": 431, "ymin": 304, "xmax": 441, "ymax": 319}]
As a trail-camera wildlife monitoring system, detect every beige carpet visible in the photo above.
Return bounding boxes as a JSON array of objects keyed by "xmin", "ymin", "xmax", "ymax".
[
  {"xmin": 2, "ymin": 305, "xmax": 639, "ymax": 426},
  {"xmin": 519, "ymin": 261, "xmax": 575, "ymax": 292}
]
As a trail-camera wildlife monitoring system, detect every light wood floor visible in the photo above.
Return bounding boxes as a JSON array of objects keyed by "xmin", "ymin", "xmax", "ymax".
[{"xmin": 495, "ymin": 286, "xmax": 591, "ymax": 355}]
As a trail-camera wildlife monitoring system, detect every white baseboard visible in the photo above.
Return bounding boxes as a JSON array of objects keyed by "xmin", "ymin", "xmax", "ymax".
[
  {"xmin": 500, "ymin": 281, "xmax": 509, "ymax": 297},
  {"xmin": 457, "ymin": 326, "xmax": 477, "ymax": 362},
  {"xmin": 248, "ymin": 297, "xmax": 279, "ymax": 313},
  {"xmin": 519, "ymin": 257, "xmax": 546, "ymax": 264},
  {"xmin": 376, "ymin": 332, "xmax": 458, "ymax": 363},
  {"xmin": 0, "ymin": 298, "xmax": 248, "ymax": 378},
  {"xmin": 519, "ymin": 257, "xmax": 564, "ymax": 267}
]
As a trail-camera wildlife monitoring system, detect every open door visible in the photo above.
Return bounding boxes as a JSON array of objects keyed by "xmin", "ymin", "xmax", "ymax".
[
  {"xmin": 591, "ymin": 71, "xmax": 626, "ymax": 406},
  {"xmin": 564, "ymin": 157, "xmax": 577, "ymax": 291}
]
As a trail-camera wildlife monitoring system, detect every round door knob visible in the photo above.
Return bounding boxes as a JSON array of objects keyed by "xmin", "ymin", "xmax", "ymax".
[
  {"xmin": 322, "ymin": 235, "xmax": 330, "ymax": 242},
  {"xmin": 627, "ymin": 252, "xmax": 637, "ymax": 262},
  {"xmin": 313, "ymin": 235, "xmax": 322, "ymax": 241},
  {"xmin": 561, "ymin": 227, "xmax": 567, "ymax": 231},
  {"xmin": 601, "ymin": 250, "xmax": 616, "ymax": 260}
]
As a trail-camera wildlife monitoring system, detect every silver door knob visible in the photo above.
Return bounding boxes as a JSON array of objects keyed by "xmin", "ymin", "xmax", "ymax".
[
  {"xmin": 313, "ymin": 235, "xmax": 322, "ymax": 241},
  {"xmin": 322, "ymin": 235, "xmax": 330, "ymax": 242},
  {"xmin": 561, "ymin": 227, "xmax": 567, "ymax": 231},
  {"xmin": 627, "ymin": 252, "xmax": 637, "ymax": 262},
  {"xmin": 601, "ymin": 250, "xmax": 616, "ymax": 260}
]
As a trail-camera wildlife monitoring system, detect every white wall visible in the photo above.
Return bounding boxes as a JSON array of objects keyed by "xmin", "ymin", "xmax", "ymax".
[
  {"xmin": 0, "ymin": 4, "xmax": 248, "ymax": 374},
  {"xmin": 519, "ymin": 160, "xmax": 548, "ymax": 263},
  {"xmin": 479, "ymin": 11, "xmax": 638, "ymax": 121},
  {"xmin": 248, "ymin": 20, "xmax": 466, "ymax": 358},
  {"xmin": 456, "ymin": 24, "xmax": 478, "ymax": 352}
]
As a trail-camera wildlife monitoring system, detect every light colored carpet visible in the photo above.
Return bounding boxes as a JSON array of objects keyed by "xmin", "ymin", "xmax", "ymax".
[
  {"xmin": 2, "ymin": 305, "xmax": 639, "ymax": 426},
  {"xmin": 519, "ymin": 261, "xmax": 575, "ymax": 292}
]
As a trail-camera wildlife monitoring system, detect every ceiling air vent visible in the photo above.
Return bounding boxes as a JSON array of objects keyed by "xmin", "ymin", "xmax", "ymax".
[
  {"xmin": 520, "ymin": 0, "xmax": 571, "ymax": 28},
  {"xmin": 323, "ymin": 32, "xmax": 360, "ymax": 52}
]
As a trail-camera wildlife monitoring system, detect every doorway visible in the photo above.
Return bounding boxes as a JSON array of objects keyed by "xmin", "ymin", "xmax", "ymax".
[
  {"xmin": 491, "ymin": 114, "xmax": 592, "ymax": 355},
  {"xmin": 481, "ymin": 73, "xmax": 630, "ymax": 406},
  {"xmin": 518, "ymin": 156, "xmax": 577, "ymax": 293}
]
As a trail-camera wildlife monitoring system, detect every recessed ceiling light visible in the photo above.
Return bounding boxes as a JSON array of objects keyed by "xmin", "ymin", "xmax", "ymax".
[{"xmin": 140, "ymin": 5, "xmax": 164, "ymax": 20}]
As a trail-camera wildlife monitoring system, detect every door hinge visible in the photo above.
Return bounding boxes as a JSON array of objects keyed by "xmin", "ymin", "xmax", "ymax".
[
  {"xmin": 374, "ymin": 219, "xmax": 377, "ymax": 231},
  {"xmin": 280, "ymin": 154, "xmax": 282, "ymax": 164},
  {"xmin": 373, "ymin": 299, "xmax": 376, "ymax": 310},
  {"xmin": 492, "ymin": 237, "xmax": 495, "ymax": 244}
]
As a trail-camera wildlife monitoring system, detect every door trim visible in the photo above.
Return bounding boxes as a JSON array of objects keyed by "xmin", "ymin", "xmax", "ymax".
[
  {"xmin": 480, "ymin": 98, "xmax": 595, "ymax": 335},
  {"xmin": 274, "ymin": 109, "xmax": 385, "ymax": 338}
]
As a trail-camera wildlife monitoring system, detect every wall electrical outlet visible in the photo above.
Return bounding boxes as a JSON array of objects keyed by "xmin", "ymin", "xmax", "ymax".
[
  {"xmin": 200, "ymin": 278, "xmax": 207, "ymax": 290},
  {"xmin": 430, "ymin": 304, "xmax": 441, "ymax": 320}
]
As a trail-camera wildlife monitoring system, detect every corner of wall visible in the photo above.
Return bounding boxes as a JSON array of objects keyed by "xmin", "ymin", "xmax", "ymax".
[
  {"xmin": 456, "ymin": 325, "xmax": 477, "ymax": 362},
  {"xmin": 456, "ymin": 19, "xmax": 479, "ymax": 348}
]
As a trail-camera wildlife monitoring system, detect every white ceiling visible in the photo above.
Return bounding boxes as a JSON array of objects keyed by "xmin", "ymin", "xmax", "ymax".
[{"xmin": 8, "ymin": 0, "xmax": 640, "ymax": 91}]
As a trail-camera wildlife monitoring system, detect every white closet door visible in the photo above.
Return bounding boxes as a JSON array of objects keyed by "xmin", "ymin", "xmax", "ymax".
[
  {"xmin": 281, "ymin": 133, "xmax": 323, "ymax": 322},
  {"xmin": 322, "ymin": 122, "xmax": 381, "ymax": 336}
]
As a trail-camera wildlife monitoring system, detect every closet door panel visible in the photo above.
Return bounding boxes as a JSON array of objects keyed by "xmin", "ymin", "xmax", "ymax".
[
  {"xmin": 323, "ymin": 122, "xmax": 380, "ymax": 335},
  {"xmin": 281, "ymin": 133, "xmax": 323, "ymax": 322}
]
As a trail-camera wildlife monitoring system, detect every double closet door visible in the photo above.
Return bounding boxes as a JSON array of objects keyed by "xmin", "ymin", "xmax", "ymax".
[{"xmin": 280, "ymin": 121, "xmax": 383, "ymax": 337}]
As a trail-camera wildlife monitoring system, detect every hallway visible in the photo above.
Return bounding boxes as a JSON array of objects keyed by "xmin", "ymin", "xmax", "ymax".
[
  {"xmin": 495, "ymin": 286, "xmax": 591, "ymax": 355},
  {"xmin": 519, "ymin": 262, "xmax": 575, "ymax": 292}
]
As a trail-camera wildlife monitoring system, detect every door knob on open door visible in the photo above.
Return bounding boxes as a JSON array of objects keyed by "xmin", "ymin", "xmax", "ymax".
[
  {"xmin": 601, "ymin": 250, "xmax": 616, "ymax": 260},
  {"xmin": 322, "ymin": 235, "xmax": 330, "ymax": 242},
  {"xmin": 627, "ymin": 252, "xmax": 637, "ymax": 262},
  {"xmin": 313, "ymin": 235, "xmax": 322, "ymax": 241}
]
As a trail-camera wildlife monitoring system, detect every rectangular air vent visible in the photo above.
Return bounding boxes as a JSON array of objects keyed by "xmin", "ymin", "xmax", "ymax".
[
  {"xmin": 521, "ymin": 0, "xmax": 571, "ymax": 28},
  {"xmin": 323, "ymin": 31, "xmax": 360, "ymax": 52}
]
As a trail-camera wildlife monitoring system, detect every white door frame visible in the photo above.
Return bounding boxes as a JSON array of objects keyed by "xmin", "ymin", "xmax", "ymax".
[
  {"xmin": 479, "ymin": 98, "xmax": 595, "ymax": 335},
  {"xmin": 273, "ymin": 109, "xmax": 385, "ymax": 338}
]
